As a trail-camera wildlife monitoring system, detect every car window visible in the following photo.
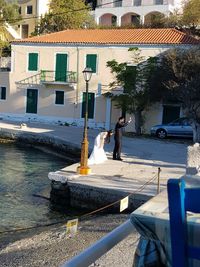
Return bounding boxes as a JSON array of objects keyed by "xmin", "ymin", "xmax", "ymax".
[
  {"xmin": 168, "ymin": 118, "xmax": 187, "ymax": 126},
  {"xmin": 170, "ymin": 122, "xmax": 180, "ymax": 126},
  {"xmin": 182, "ymin": 119, "xmax": 191, "ymax": 126},
  {"xmin": 169, "ymin": 119, "xmax": 182, "ymax": 126}
]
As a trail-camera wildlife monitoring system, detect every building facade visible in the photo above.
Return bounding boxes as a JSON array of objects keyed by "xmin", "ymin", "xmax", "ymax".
[
  {"xmin": 94, "ymin": 0, "xmax": 182, "ymax": 27},
  {"xmin": 5, "ymin": 0, "xmax": 50, "ymax": 39},
  {"xmin": 0, "ymin": 29, "xmax": 198, "ymax": 132}
]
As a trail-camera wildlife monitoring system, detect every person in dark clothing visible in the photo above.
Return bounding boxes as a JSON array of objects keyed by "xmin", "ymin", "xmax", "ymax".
[{"xmin": 113, "ymin": 116, "xmax": 132, "ymax": 161}]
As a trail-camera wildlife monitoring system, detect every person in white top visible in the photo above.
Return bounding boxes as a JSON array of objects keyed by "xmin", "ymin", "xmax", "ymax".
[{"xmin": 88, "ymin": 130, "xmax": 113, "ymax": 165}]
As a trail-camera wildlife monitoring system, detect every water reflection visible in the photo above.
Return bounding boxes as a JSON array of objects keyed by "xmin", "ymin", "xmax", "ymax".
[{"xmin": 0, "ymin": 142, "xmax": 70, "ymax": 231}]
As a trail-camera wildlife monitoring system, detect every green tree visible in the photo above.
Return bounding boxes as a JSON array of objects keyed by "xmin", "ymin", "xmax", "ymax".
[
  {"xmin": 162, "ymin": 0, "xmax": 200, "ymax": 37},
  {"xmin": 143, "ymin": 13, "xmax": 166, "ymax": 28},
  {"xmin": 0, "ymin": 0, "xmax": 20, "ymax": 23},
  {"xmin": 0, "ymin": 0, "xmax": 21, "ymax": 55},
  {"xmin": 35, "ymin": 0, "xmax": 95, "ymax": 35},
  {"xmin": 151, "ymin": 47, "xmax": 200, "ymax": 142},
  {"xmin": 182, "ymin": 0, "xmax": 200, "ymax": 28},
  {"xmin": 106, "ymin": 48, "xmax": 159, "ymax": 135}
]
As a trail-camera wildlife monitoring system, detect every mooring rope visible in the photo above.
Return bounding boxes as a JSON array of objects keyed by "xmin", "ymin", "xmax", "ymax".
[{"xmin": 0, "ymin": 172, "xmax": 159, "ymax": 235}]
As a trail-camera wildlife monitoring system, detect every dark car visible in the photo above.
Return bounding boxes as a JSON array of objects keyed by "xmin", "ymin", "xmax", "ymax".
[{"xmin": 150, "ymin": 118, "xmax": 193, "ymax": 139}]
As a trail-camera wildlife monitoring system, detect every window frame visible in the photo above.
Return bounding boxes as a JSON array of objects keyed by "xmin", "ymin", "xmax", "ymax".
[
  {"xmin": 133, "ymin": 0, "xmax": 142, "ymax": 6},
  {"xmin": 55, "ymin": 90, "xmax": 65, "ymax": 106},
  {"xmin": 154, "ymin": 0, "xmax": 164, "ymax": 5},
  {"xmin": 0, "ymin": 86, "xmax": 6, "ymax": 101},
  {"xmin": 26, "ymin": 5, "xmax": 33, "ymax": 15},
  {"xmin": 114, "ymin": 0, "xmax": 122, "ymax": 7}
]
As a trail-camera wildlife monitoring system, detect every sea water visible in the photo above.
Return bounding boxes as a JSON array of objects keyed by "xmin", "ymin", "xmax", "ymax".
[{"xmin": 0, "ymin": 142, "xmax": 70, "ymax": 232}]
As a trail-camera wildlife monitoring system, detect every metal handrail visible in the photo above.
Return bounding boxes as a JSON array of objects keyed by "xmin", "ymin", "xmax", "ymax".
[
  {"xmin": 16, "ymin": 73, "xmax": 41, "ymax": 85},
  {"xmin": 41, "ymin": 70, "xmax": 77, "ymax": 83},
  {"xmin": 61, "ymin": 219, "xmax": 134, "ymax": 267},
  {"xmin": 16, "ymin": 70, "xmax": 77, "ymax": 85}
]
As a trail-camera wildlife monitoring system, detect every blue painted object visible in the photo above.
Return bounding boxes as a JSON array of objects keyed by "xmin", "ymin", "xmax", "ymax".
[{"xmin": 167, "ymin": 179, "xmax": 200, "ymax": 267}]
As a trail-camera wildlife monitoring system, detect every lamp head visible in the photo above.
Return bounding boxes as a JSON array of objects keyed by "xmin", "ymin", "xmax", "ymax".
[{"xmin": 82, "ymin": 67, "xmax": 93, "ymax": 82}]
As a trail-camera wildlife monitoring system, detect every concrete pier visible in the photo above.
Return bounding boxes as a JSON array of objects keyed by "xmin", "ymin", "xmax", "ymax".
[
  {"xmin": 48, "ymin": 162, "xmax": 153, "ymax": 211},
  {"xmin": 0, "ymin": 120, "xmax": 187, "ymax": 211}
]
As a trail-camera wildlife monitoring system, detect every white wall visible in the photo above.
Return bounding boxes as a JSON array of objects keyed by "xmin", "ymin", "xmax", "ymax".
[
  {"xmin": 1, "ymin": 41, "xmax": 191, "ymax": 129},
  {"xmin": 37, "ymin": 0, "xmax": 50, "ymax": 16}
]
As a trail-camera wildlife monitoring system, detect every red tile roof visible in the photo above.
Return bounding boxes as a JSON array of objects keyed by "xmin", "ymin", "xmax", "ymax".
[{"xmin": 14, "ymin": 28, "xmax": 200, "ymax": 45}]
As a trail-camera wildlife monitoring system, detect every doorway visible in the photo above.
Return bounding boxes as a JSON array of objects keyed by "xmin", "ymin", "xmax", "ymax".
[
  {"xmin": 55, "ymin": 54, "xmax": 68, "ymax": 82},
  {"xmin": 162, "ymin": 105, "xmax": 180, "ymax": 124},
  {"xmin": 26, "ymin": 89, "xmax": 38, "ymax": 114}
]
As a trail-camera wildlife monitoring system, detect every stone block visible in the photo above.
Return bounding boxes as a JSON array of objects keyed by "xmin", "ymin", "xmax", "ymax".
[
  {"xmin": 186, "ymin": 143, "xmax": 200, "ymax": 175},
  {"xmin": 50, "ymin": 181, "xmax": 71, "ymax": 209}
]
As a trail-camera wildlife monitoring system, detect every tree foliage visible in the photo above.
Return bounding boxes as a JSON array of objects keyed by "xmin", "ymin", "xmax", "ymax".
[
  {"xmin": 182, "ymin": 0, "xmax": 200, "ymax": 27},
  {"xmin": 0, "ymin": 0, "xmax": 20, "ymax": 25},
  {"xmin": 151, "ymin": 47, "xmax": 200, "ymax": 142},
  {"xmin": 106, "ymin": 48, "xmax": 159, "ymax": 135},
  {"xmin": 0, "ymin": 0, "xmax": 21, "ymax": 54},
  {"xmin": 145, "ymin": 0, "xmax": 200, "ymax": 37},
  {"xmin": 35, "ymin": 0, "xmax": 95, "ymax": 35},
  {"xmin": 85, "ymin": 0, "xmax": 97, "ymax": 10}
]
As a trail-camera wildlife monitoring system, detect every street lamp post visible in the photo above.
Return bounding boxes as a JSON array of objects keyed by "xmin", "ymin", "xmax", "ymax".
[{"xmin": 77, "ymin": 67, "xmax": 93, "ymax": 175}]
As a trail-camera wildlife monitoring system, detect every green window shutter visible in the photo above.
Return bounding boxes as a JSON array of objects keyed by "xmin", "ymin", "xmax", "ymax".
[
  {"xmin": 28, "ymin": 53, "xmax": 38, "ymax": 71},
  {"xmin": 0, "ymin": 87, "xmax": 6, "ymax": 100},
  {"xmin": 81, "ymin": 92, "xmax": 95, "ymax": 119},
  {"xmin": 86, "ymin": 54, "xmax": 97, "ymax": 73},
  {"xmin": 55, "ymin": 91, "xmax": 64, "ymax": 105},
  {"xmin": 55, "ymin": 54, "xmax": 68, "ymax": 82}
]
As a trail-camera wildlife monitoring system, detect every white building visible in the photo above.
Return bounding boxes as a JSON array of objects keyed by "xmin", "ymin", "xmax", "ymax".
[
  {"xmin": 94, "ymin": 0, "xmax": 182, "ymax": 27},
  {"xmin": 0, "ymin": 28, "xmax": 199, "ymax": 133}
]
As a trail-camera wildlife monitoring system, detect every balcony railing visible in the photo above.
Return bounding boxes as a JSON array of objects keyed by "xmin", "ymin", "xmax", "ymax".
[
  {"xmin": 97, "ymin": 0, "xmax": 168, "ymax": 8},
  {"xmin": 40, "ymin": 70, "xmax": 77, "ymax": 84},
  {"xmin": 16, "ymin": 70, "xmax": 77, "ymax": 87}
]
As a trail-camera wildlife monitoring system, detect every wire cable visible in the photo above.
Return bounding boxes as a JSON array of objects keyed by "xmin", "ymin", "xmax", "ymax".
[
  {"xmin": 0, "ymin": 171, "xmax": 159, "ymax": 235},
  {"xmin": 0, "ymin": 0, "xmax": 123, "ymax": 24}
]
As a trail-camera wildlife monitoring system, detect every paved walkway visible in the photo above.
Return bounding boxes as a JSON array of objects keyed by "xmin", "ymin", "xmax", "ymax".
[{"xmin": 0, "ymin": 120, "xmax": 188, "ymax": 196}]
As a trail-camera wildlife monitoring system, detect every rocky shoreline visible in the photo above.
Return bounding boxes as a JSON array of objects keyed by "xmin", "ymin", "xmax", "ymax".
[
  {"xmin": 0, "ymin": 138, "xmax": 15, "ymax": 143},
  {"xmin": 0, "ymin": 214, "xmax": 138, "ymax": 267},
  {"xmin": 0, "ymin": 136, "xmax": 79, "ymax": 164}
]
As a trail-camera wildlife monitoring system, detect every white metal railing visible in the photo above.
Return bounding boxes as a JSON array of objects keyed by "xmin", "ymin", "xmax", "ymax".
[
  {"xmin": 61, "ymin": 219, "xmax": 134, "ymax": 267},
  {"xmin": 96, "ymin": 0, "xmax": 169, "ymax": 8}
]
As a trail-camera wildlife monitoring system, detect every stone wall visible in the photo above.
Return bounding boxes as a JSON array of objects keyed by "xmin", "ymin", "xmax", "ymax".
[{"xmin": 49, "ymin": 180, "xmax": 151, "ymax": 212}]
